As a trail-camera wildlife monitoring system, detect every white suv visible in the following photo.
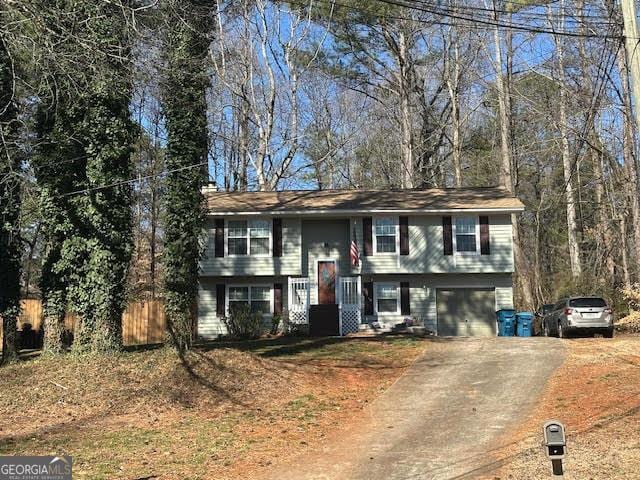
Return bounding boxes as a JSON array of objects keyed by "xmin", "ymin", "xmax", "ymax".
[{"xmin": 544, "ymin": 297, "xmax": 614, "ymax": 338}]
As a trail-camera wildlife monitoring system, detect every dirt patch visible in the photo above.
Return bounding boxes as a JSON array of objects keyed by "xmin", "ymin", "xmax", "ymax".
[
  {"xmin": 488, "ymin": 335, "xmax": 640, "ymax": 480},
  {"xmin": 0, "ymin": 335, "xmax": 427, "ymax": 480}
]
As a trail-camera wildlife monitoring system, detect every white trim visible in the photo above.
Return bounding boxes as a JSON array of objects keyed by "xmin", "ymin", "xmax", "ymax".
[
  {"xmin": 207, "ymin": 207, "xmax": 524, "ymax": 216},
  {"xmin": 452, "ymin": 215, "xmax": 481, "ymax": 256},
  {"xmin": 226, "ymin": 284, "xmax": 274, "ymax": 316},
  {"xmin": 372, "ymin": 215, "xmax": 400, "ymax": 256},
  {"xmin": 316, "ymin": 258, "xmax": 337, "ymax": 304},
  {"xmin": 224, "ymin": 218, "xmax": 272, "ymax": 258},
  {"xmin": 373, "ymin": 281, "xmax": 401, "ymax": 315}
]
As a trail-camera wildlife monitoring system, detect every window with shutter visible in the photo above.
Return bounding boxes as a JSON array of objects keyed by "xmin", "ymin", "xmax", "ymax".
[
  {"xmin": 274, "ymin": 283, "xmax": 283, "ymax": 314},
  {"xmin": 215, "ymin": 219, "xmax": 224, "ymax": 257},
  {"xmin": 453, "ymin": 216, "xmax": 480, "ymax": 255},
  {"xmin": 363, "ymin": 281, "xmax": 374, "ymax": 315},
  {"xmin": 226, "ymin": 219, "xmax": 272, "ymax": 256},
  {"xmin": 443, "ymin": 216, "xmax": 453, "ymax": 256},
  {"xmin": 363, "ymin": 217, "xmax": 373, "ymax": 256},
  {"xmin": 479, "ymin": 216, "xmax": 490, "ymax": 255},
  {"xmin": 374, "ymin": 283, "xmax": 400, "ymax": 314},
  {"xmin": 216, "ymin": 284, "xmax": 225, "ymax": 316},
  {"xmin": 272, "ymin": 219, "xmax": 283, "ymax": 257},
  {"xmin": 374, "ymin": 217, "xmax": 398, "ymax": 254},
  {"xmin": 400, "ymin": 282, "xmax": 410, "ymax": 315},
  {"xmin": 228, "ymin": 285, "xmax": 273, "ymax": 316},
  {"xmin": 399, "ymin": 216, "xmax": 409, "ymax": 255}
]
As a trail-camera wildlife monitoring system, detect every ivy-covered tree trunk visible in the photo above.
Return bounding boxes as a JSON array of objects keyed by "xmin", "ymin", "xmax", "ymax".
[
  {"xmin": 0, "ymin": 32, "xmax": 21, "ymax": 363},
  {"xmin": 33, "ymin": 1, "xmax": 135, "ymax": 354},
  {"xmin": 33, "ymin": 99, "xmax": 79, "ymax": 355},
  {"xmin": 161, "ymin": 0, "xmax": 211, "ymax": 353},
  {"xmin": 68, "ymin": 4, "xmax": 135, "ymax": 354},
  {"xmin": 73, "ymin": 76, "xmax": 135, "ymax": 353}
]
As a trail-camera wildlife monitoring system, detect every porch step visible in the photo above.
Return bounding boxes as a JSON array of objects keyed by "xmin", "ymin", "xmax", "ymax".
[
  {"xmin": 356, "ymin": 323, "xmax": 434, "ymax": 337},
  {"xmin": 359, "ymin": 322, "xmax": 393, "ymax": 333}
]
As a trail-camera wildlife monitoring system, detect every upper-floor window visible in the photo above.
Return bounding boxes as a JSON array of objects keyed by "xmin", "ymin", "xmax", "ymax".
[
  {"xmin": 454, "ymin": 216, "xmax": 478, "ymax": 254},
  {"xmin": 227, "ymin": 219, "xmax": 271, "ymax": 256},
  {"xmin": 374, "ymin": 217, "xmax": 398, "ymax": 254},
  {"xmin": 228, "ymin": 285, "xmax": 272, "ymax": 314}
]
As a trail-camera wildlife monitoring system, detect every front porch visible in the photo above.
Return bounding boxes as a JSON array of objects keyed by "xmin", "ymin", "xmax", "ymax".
[{"xmin": 288, "ymin": 276, "xmax": 363, "ymax": 336}]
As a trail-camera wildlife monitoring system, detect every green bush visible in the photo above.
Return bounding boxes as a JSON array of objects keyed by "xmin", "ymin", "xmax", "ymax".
[
  {"xmin": 223, "ymin": 304, "xmax": 263, "ymax": 339},
  {"xmin": 270, "ymin": 313, "xmax": 283, "ymax": 335}
]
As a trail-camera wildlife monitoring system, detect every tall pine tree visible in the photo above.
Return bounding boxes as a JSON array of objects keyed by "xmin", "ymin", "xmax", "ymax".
[{"xmin": 161, "ymin": 0, "xmax": 211, "ymax": 352}]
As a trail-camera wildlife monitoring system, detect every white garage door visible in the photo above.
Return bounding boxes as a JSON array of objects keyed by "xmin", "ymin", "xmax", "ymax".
[{"xmin": 436, "ymin": 288, "xmax": 496, "ymax": 336}]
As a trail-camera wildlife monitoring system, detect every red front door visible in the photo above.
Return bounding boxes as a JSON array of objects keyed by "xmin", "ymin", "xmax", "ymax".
[{"xmin": 317, "ymin": 261, "xmax": 336, "ymax": 304}]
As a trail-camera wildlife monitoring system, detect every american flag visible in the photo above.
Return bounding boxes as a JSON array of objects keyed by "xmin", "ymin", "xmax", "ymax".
[{"xmin": 350, "ymin": 222, "xmax": 360, "ymax": 267}]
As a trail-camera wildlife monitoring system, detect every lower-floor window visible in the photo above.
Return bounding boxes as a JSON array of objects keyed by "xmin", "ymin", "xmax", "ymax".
[
  {"xmin": 228, "ymin": 285, "xmax": 272, "ymax": 315},
  {"xmin": 375, "ymin": 283, "xmax": 399, "ymax": 313}
]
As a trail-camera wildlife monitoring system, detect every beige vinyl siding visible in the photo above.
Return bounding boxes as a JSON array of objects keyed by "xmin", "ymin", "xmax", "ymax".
[
  {"xmin": 301, "ymin": 219, "xmax": 350, "ymax": 304},
  {"xmin": 352, "ymin": 214, "xmax": 513, "ymax": 274},
  {"xmin": 363, "ymin": 273, "xmax": 513, "ymax": 333},
  {"xmin": 197, "ymin": 276, "xmax": 289, "ymax": 340},
  {"xmin": 200, "ymin": 217, "xmax": 302, "ymax": 276},
  {"xmin": 198, "ymin": 278, "xmax": 226, "ymax": 338},
  {"xmin": 495, "ymin": 285, "xmax": 515, "ymax": 310}
]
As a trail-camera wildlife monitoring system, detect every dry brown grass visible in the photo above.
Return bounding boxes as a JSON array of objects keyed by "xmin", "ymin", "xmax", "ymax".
[
  {"xmin": 0, "ymin": 335, "xmax": 427, "ymax": 480},
  {"xmin": 617, "ymin": 311, "xmax": 640, "ymax": 334}
]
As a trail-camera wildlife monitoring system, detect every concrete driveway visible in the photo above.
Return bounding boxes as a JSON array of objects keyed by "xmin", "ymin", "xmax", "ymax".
[{"xmin": 261, "ymin": 336, "xmax": 565, "ymax": 480}]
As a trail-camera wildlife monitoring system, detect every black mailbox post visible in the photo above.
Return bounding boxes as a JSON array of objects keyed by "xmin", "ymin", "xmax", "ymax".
[{"xmin": 543, "ymin": 420, "xmax": 567, "ymax": 477}]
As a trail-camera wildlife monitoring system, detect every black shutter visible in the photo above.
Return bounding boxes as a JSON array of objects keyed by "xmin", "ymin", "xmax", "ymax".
[
  {"xmin": 274, "ymin": 283, "xmax": 283, "ymax": 314},
  {"xmin": 363, "ymin": 217, "xmax": 373, "ymax": 256},
  {"xmin": 442, "ymin": 216, "xmax": 453, "ymax": 256},
  {"xmin": 480, "ymin": 215, "xmax": 490, "ymax": 255},
  {"xmin": 214, "ymin": 219, "xmax": 224, "ymax": 257},
  {"xmin": 399, "ymin": 216, "xmax": 409, "ymax": 255},
  {"xmin": 216, "ymin": 284, "xmax": 225, "ymax": 316},
  {"xmin": 363, "ymin": 281, "xmax": 374, "ymax": 315},
  {"xmin": 400, "ymin": 282, "xmax": 410, "ymax": 315},
  {"xmin": 273, "ymin": 218, "xmax": 283, "ymax": 257}
]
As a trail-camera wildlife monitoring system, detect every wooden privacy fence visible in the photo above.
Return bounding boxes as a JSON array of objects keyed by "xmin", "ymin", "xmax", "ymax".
[{"xmin": 1, "ymin": 299, "xmax": 166, "ymax": 347}]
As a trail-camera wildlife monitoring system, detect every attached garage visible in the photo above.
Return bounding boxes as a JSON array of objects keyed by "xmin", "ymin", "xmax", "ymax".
[{"xmin": 436, "ymin": 288, "xmax": 496, "ymax": 336}]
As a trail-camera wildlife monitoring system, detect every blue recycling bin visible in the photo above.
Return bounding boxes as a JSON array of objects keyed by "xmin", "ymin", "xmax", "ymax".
[
  {"xmin": 496, "ymin": 309, "xmax": 516, "ymax": 336},
  {"xmin": 516, "ymin": 312, "xmax": 535, "ymax": 337}
]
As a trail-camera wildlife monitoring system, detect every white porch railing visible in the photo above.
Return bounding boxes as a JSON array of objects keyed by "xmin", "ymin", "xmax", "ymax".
[
  {"xmin": 287, "ymin": 277, "xmax": 310, "ymax": 326},
  {"xmin": 338, "ymin": 276, "xmax": 362, "ymax": 335},
  {"xmin": 287, "ymin": 276, "xmax": 362, "ymax": 336}
]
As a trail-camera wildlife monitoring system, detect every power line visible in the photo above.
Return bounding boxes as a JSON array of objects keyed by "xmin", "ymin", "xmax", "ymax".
[
  {"xmin": 315, "ymin": 0, "xmax": 621, "ymax": 38},
  {"xmin": 57, "ymin": 161, "xmax": 208, "ymax": 198},
  {"xmin": 406, "ymin": 0, "xmax": 616, "ymax": 22},
  {"xmin": 314, "ymin": 0, "xmax": 624, "ymax": 38},
  {"xmin": 18, "ymin": 160, "xmax": 209, "ymax": 219},
  {"xmin": 369, "ymin": 0, "xmax": 624, "ymax": 39}
]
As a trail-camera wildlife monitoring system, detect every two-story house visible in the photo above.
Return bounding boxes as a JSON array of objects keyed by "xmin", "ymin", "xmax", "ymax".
[{"xmin": 197, "ymin": 187, "xmax": 524, "ymax": 338}]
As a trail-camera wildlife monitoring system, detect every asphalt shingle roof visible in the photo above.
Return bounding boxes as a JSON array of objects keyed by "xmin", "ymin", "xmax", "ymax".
[{"xmin": 204, "ymin": 187, "xmax": 524, "ymax": 214}]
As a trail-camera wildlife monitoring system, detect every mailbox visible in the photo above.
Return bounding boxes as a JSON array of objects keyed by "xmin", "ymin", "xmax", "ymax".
[{"xmin": 543, "ymin": 420, "xmax": 566, "ymax": 460}]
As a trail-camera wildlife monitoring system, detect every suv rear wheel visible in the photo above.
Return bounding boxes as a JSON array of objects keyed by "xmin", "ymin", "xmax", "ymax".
[
  {"xmin": 558, "ymin": 322, "xmax": 567, "ymax": 339},
  {"xmin": 604, "ymin": 329, "xmax": 614, "ymax": 338}
]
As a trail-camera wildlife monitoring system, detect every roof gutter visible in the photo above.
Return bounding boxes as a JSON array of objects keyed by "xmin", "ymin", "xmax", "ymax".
[{"xmin": 205, "ymin": 207, "xmax": 525, "ymax": 216}]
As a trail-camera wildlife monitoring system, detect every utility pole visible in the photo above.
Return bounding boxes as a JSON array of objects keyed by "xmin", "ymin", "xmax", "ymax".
[{"xmin": 621, "ymin": 0, "xmax": 640, "ymax": 132}]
